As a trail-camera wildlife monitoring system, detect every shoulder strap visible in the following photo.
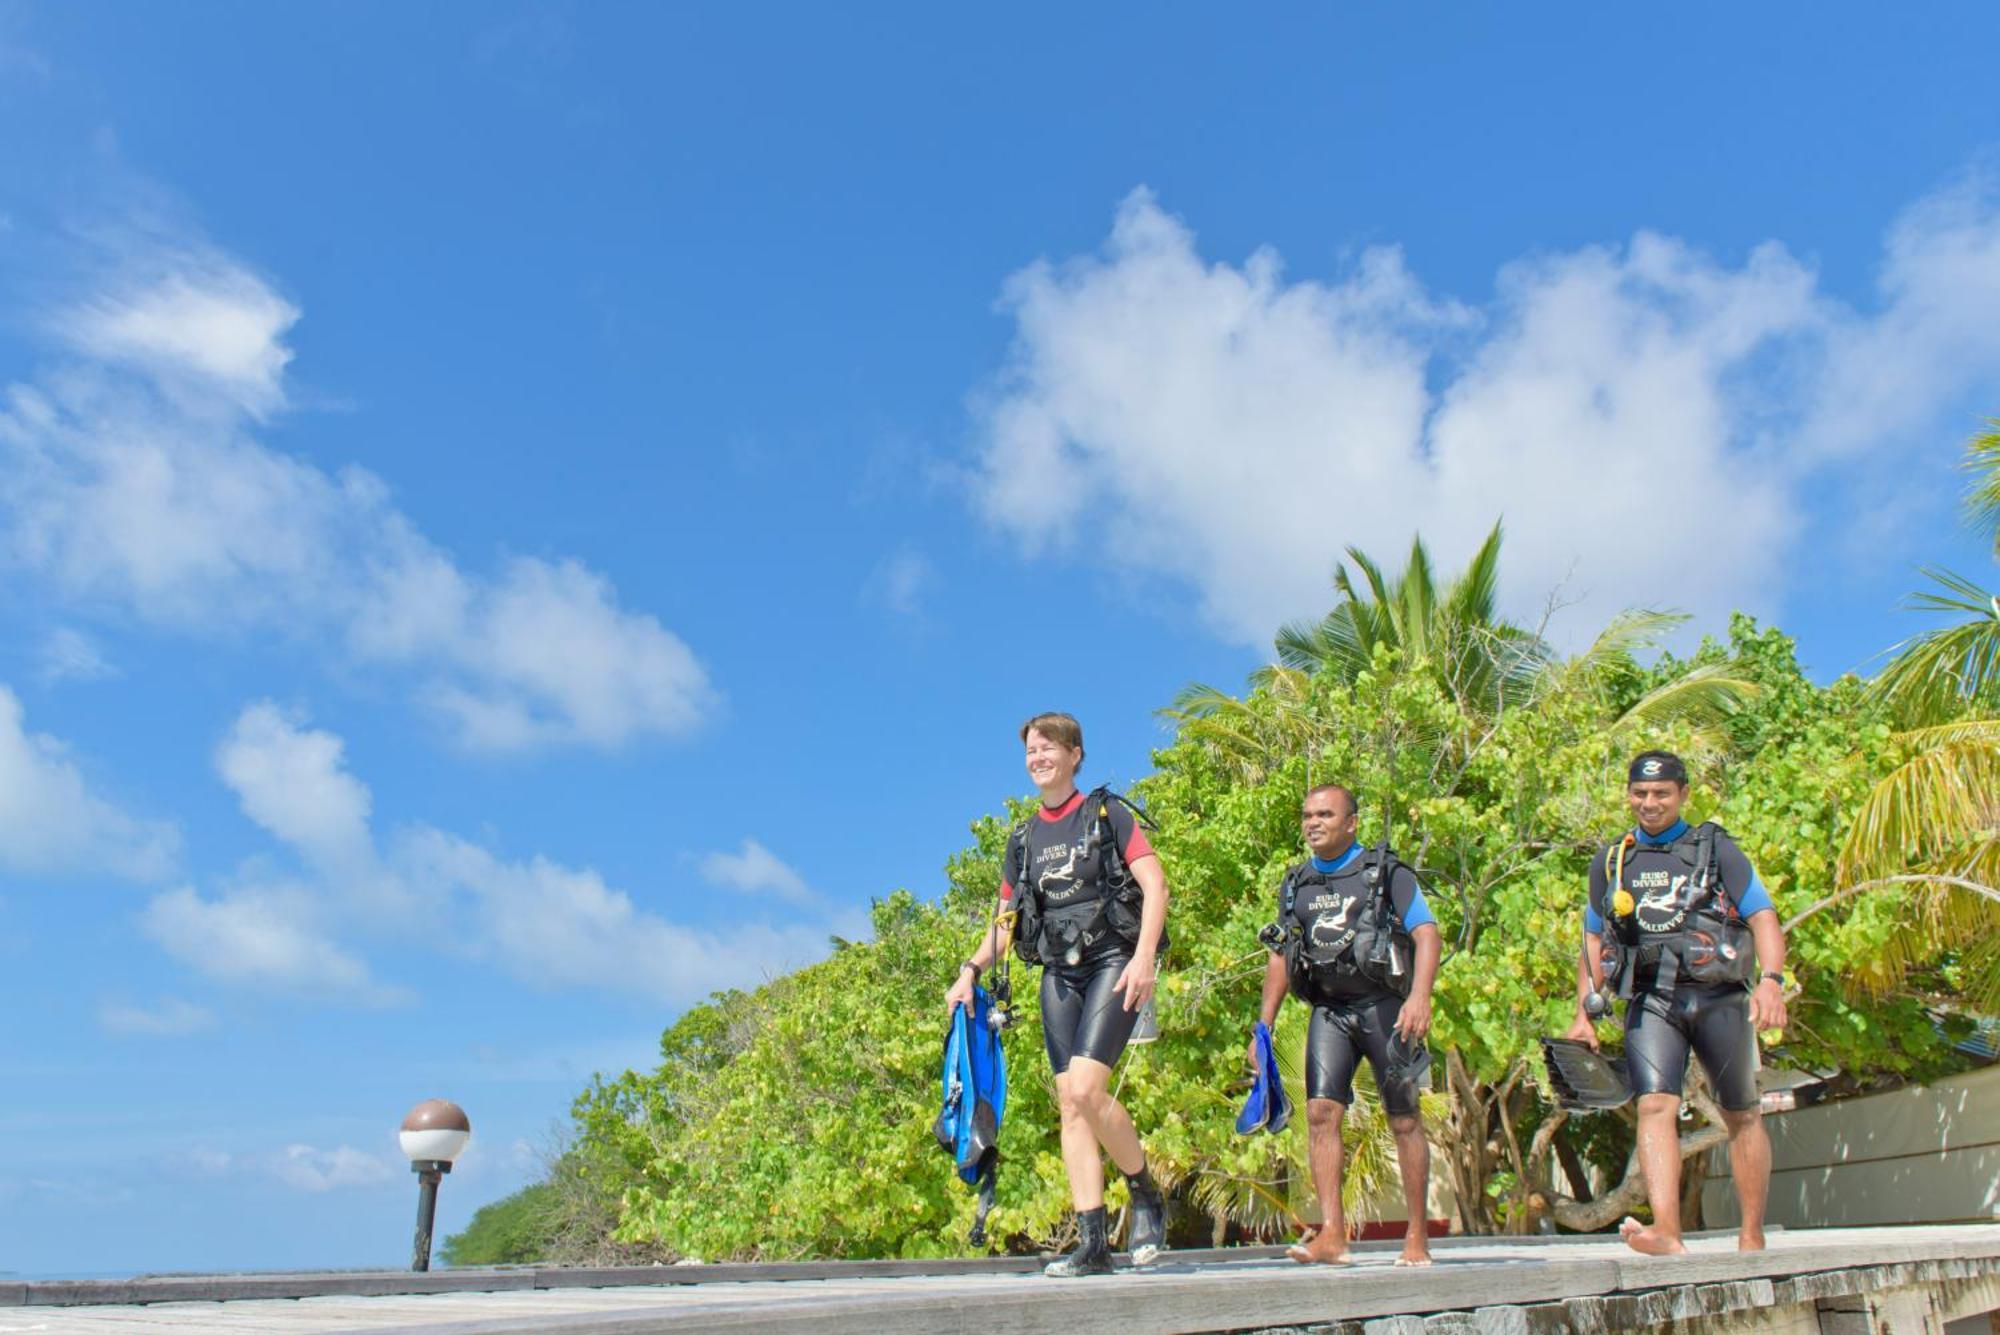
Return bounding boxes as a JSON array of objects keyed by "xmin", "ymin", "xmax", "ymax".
[
  {"xmin": 1087, "ymin": 785, "xmax": 1151, "ymax": 890},
  {"xmin": 1092, "ymin": 786, "xmax": 1157, "ymax": 830},
  {"xmin": 1688, "ymin": 821, "xmax": 1728, "ymax": 910},
  {"xmin": 1009, "ymin": 822, "xmax": 1033, "ymax": 897},
  {"xmin": 1279, "ymin": 861, "xmax": 1309, "ymax": 915},
  {"xmin": 1362, "ymin": 837, "xmax": 1399, "ymax": 911}
]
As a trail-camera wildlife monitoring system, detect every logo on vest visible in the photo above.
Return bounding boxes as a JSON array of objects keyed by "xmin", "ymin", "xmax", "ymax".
[
  {"xmin": 1631, "ymin": 868, "xmax": 1691, "ymax": 933},
  {"xmin": 1304, "ymin": 892, "xmax": 1360, "ymax": 954}
]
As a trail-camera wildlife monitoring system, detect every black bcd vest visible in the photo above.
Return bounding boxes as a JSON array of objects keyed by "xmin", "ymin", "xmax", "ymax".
[
  {"xmin": 1596, "ymin": 821, "xmax": 1757, "ymax": 997},
  {"xmin": 1009, "ymin": 787, "xmax": 1166, "ymax": 968},
  {"xmin": 1264, "ymin": 843, "xmax": 1415, "ymax": 1002}
]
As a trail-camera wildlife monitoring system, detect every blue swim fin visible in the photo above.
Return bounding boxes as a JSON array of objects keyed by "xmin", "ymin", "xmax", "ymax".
[
  {"xmin": 1262, "ymin": 1021, "xmax": 1292, "ymax": 1133},
  {"xmin": 937, "ymin": 987, "xmax": 1009, "ymax": 1245},
  {"xmin": 1237, "ymin": 1022, "xmax": 1286, "ymax": 1135}
]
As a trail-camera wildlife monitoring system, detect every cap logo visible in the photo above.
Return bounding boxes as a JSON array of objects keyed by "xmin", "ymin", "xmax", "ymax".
[{"xmin": 1641, "ymin": 759, "xmax": 1662, "ymax": 777}]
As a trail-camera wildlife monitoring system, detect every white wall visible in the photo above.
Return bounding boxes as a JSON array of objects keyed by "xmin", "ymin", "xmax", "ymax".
[{"xmin": 1703, "ymin": 1065, "xmax": 2000, "ymax": 1229}]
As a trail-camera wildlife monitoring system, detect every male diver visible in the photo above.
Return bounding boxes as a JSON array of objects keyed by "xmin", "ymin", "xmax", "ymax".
[
  {"xmin": 1255, "ymin": 784, "xmax": 1440, "ymax": 1266},
  {"xmin": 1564, "ymin": 750, "xmax": 1789, "ymax": 1255}
]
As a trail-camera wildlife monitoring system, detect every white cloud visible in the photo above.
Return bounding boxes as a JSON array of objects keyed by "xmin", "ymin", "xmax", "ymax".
[
  {"xmin": 0, "ymin": 683, "xmax": 177, "ymax": 880},
  {"xmin": 0, "ymin": 240, "xmax": 715, "ymax": 751},
  {"xmin": 217, "ymin": 702, "xmax": 373, "ymax": 872},
  {"xmin": 56, "ymin": 266, "xmax": 298, "ymax": 418},
  {"xmin": 267, "ymin": 1143, "xmax": 398, "ymax": 1193},
  {"xmin": 98, "ymin": 995, "xmax": 216, "ymax": 1037},
  {"xmin": 149, "ymin": 702, "xmax": 849, "ymax": 1005},
  {"xmin": 419, "ymin": 557, "xmax": 712, "ymax": 752},
  {"xmin": 37, "ymin": 627, "xmax": 115, "ymax": 684},
  {"xmin": 699, "ymin": 838, "xmax": 816, "ymax": 907},
  {"xmin": 171, "ymin": 1147, "xmax": 235, "ymax": 1177},
  {"xmin": 400, "ymin": 828, "xmax": 838, "ymax": 1002},
  {"xmin": 862, "ymin": 548, "xmax": 935, "ymax": 616},
  {"xmin": 973, "ymin": 175, "xmax": 2000, "ymax": 646},
  {"xmin": 139, "ymin": 883, "xmax": 398, "ymax": 1003}
]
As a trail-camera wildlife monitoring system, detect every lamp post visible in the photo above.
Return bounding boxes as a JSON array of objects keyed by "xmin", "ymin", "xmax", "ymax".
[{"xmin": 399, "ymin": 1099, "xmax": 471, "ymax": 1272}]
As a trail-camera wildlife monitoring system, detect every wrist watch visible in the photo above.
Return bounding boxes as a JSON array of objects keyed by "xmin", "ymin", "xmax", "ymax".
[
  {"xmin": 961, "ymin": 960, "xmax": 981, "ymax": 980},
  {"xmin": 1760, "ymin": 970, "xmax": 1783, "ymax": 985}
]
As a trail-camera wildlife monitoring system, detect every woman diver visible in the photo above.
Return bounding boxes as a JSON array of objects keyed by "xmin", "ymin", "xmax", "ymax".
[{"xmin": 944, "ymin": 712, "xmax": 1171, "ymax": 1277}]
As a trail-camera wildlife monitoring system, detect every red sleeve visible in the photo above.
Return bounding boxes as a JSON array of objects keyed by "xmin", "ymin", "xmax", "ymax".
[
  {"xmin": 1112, "ymin": 804, "xmax": 1155, "ymax": 864},
  {"xmin": 1125, "ymin": 825, "xmax": 1154, "ymax": 863}
]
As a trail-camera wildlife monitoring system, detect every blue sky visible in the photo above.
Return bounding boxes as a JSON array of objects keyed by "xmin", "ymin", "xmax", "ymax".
[{"xmin": 1, "ymin": 1, "xmax": 1997, "ymax": 1275}]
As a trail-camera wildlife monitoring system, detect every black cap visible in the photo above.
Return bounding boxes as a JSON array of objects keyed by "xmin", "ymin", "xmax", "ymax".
[{"xmin": 1628, "ymin": 751, "xmax": 1688, "ymax": 785}]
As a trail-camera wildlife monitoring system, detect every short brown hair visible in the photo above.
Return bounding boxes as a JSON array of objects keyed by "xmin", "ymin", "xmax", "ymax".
[{"xmin": 1020, "ymin": 712, "xmax": 1084, "ymax": 765}]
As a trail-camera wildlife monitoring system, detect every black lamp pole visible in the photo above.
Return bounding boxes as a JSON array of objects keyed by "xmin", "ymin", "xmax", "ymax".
[{"xmin": 410, "ymin": 1159, "xmax": 451, "ymax": 1272}]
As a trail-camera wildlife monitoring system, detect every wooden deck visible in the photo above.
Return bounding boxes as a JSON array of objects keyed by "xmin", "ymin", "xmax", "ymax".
[{"xmin": 4, "ymin": 1225, "xmax": 1997, "ymax": 1334}]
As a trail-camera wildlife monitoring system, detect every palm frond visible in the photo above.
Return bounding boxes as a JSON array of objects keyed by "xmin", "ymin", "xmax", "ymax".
[
  {"xmin": 1869, "ymin": 566, "xmax": 2000, "ymax": 724},
  {"xmin": 1164, "ymin": 681, "xmax": 1246, "ymax": 721},
  {"xmin": 1964, "ymin": 419, "xmax": 2000, "ymax": 558},
  {"xmin": 1838, "ymin": 734, "xmax": 2000, "ymax": 884},
  {"xmin": 1834, "ymin": 849, "xmax": 2000, "ymax": 1011},
  {"xmin": 1608, "ymin": 666, "xmax": 1760, "ymax": 736},
  {"xmin": 1275, "ymin": 609, "xmax": 1371, "ymax": 679},
  {"xmin": 1398, "ymin": 535, "xmax": 1438, "ymax": 663},
  {"xmin": 1442, "ymin": 521, "xmax": 1505, "ymax": 629},
  {"xmin": 1567, "ymin": 608, "xmax": 1691, "ymax": 680}
]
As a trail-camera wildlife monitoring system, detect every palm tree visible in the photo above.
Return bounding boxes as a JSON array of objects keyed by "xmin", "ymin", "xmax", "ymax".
[
  {"xmin": 1271, "ymin": 522, "xmax": 1552, "ymax": 715},
  {"xmin": 1830, "ymin": 420, "xmax": 2000, "ymax": 1009},
  {"xmin": 1165, "ymin": 521, "xmax": 1754, "ymax": 781}
]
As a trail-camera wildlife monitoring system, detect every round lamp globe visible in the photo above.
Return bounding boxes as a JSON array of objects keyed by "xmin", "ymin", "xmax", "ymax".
[{"xmin": 399, "ymin": 1099, "xmax": 471, "ymax": 1165}]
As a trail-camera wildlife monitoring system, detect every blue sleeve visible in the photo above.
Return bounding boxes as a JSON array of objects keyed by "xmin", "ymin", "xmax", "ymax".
[
  {"xmin": 1398, "ymin": 874, "xmax": 1437, "ymax": 932},
  {"xmin": 1734, "ymin": 873, "xmax": 1773, "ymax": 919},
  {"xmin": 1584, "ymin": 902, "xmax": 1604, "ymax": 936},
  {"xmin": 1716, "ymin": 834, "xmax": 1773, "ymax": 918}
]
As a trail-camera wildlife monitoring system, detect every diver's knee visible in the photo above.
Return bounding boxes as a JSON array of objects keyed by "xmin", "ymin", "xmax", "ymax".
[
  {"xmin": 1720, "ymin": 1106, "xmax": 1761, "ymax": 1136},
  {"xmin": 1388, "ymin": 1112, "xmax": 1423, "ymax": 1137},
  {"xmin": 1306, "ymin": 1098, "xmax": 1346, "ymax": 1132},
  {"xmin": 1054, "ymin": 1074, "xmax": 1085, "ymax": 1121},
  {"xmin": 1061, "ymin": 1063, "xmax": 1113, "ymax": 1120},
  {"xmin": 1635, "ymin": 1092, "xmax": 1680, "ymax": 1121}
]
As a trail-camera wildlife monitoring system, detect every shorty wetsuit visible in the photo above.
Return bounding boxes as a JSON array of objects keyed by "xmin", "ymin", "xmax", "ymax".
[
  {"xmin": 1585, "ymin": 820, "xmax": 1773, "ymax": 1111},
  {"xmin": 1281, "ymin": 845, "xmax": 1436, "ymax": 1117},
  {"xmin": 1002, "ymin": 790, "xmax": 1157, "ymax": 1074}
]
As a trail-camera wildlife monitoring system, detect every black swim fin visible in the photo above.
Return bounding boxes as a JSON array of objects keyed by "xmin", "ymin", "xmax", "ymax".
[{"xmin": 1539, "ymin": 1037, "xmax": 1633, "ymax": 1111}]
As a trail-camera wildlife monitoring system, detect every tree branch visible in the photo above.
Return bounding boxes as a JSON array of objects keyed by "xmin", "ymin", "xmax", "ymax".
[
  {"xmin": 1547, "ymin": 1117, "xmax": 1731, "ymax": 1233},
  {"xmin": 1783, "ymin": 873, "xmax": 2000, "ymax": 933}
]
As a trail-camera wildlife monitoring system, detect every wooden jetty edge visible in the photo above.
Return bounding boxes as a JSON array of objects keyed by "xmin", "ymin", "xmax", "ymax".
[{"xmin": 6, "ymin": 1225, "xmax": 1998, "ymax": 1333}]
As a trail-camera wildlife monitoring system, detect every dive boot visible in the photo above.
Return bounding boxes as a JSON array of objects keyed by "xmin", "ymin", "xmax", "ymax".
[
  {"xmin": 1044, "ymin": 1206, "xmax": 1113, "ymax": 1278},
  {"xmin": 1125, "ymin": 1164, "xmax": 1167, "ymax": 1267}
]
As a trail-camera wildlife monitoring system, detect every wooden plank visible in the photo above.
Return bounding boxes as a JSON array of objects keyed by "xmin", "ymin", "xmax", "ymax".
[
  {"xmin": 338, "ymin": 1256, "xmax": 1633, "ymax": 1335},
  {"xmin": 16, "ymin": 1227, "xmax": 2000, "ymax": 1334},
  {"xmin": 21, "ymin": 1275, "xmax": 538, "ymax": 1309}
]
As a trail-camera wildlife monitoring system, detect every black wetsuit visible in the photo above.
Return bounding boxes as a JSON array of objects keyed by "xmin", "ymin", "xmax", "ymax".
[
  {"xmin": 1280, "ymin": 847, "xmax": 1434, "ymax": 1117},
  {"xmin": 1002, "ymin": 790, "xmax": 1156, "ymax": 1074},
  {"xmin": 1586, "ymin": 822, "xmax": 1770, "ymax": 1111}
]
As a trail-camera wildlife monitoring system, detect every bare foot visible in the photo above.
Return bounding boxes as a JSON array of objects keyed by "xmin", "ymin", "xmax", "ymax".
[
  {"xmin": 1618, "ymin": 1216, "xmax": 1687, "ymax": 1256},
  {"xmin": 1395, "ymin": 1236, "xmax": 1432, "ymax": 1266},
  {"xmin": 1286, "ymin": 1230, "xmax": 1351, "ymax": 1266},
  {"xmin": 1737, "ymin": 1230, "xmax": 1766, "ymax": 1252}
]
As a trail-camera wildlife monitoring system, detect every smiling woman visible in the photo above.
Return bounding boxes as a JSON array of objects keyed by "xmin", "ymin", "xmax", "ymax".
[{"xmin": 945, "ymin": 713, "xmax": 1171, "ymax": 1276}]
